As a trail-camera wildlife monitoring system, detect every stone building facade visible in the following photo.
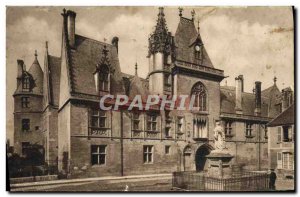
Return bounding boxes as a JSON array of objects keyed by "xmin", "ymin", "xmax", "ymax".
[{"xmin": 13, "ymin": 7, "xmax": 287, "ymax": 178}]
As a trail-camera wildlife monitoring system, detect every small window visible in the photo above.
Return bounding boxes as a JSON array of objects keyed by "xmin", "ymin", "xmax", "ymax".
[
  {"xmin": 147, "ymin": 114, "xmax": 157, "ymax": 131},
  {"xmin": 91, "ymin": 145, "xmax": 106, "ymax": 165},
  {"xmin": 225, "ymin": 121, "xmax": 233, "ymax": 136},
  {"xmin": 99, "ymin": 65, "xmax": 109, "ymax": 92},
  {"xmin": 245, "ymin": 123, "xmax": 253, "ymax": 137},
  {"xmin": 35, "ymin": 126, "xmax": 39, "ymax": 131},
  {"xmin": 22, "ymin": 119, "xmax": 30, "ymax": 132},
  {"xmin": 143, "ymin": 145, "xmax": 153, "ymax": 163},
  {"xmin": 22, "ymin": 77, "xmax": 30, "ymax": 91},
  {"xmin": 132, "ymin": 112, "xmax": 140, "ymax": 131},
  {"xmin": 21, "ymin": 97, "xmax": 29, "ymax": 108},
  {"xmin": 165, "ymin": 146, "xmax": 170, "ymax": 154},
  {"xmin": 91, "ymin": 109, "xmax": 106, "ymax": 128},
  {"xmin": 165, "ymin": 127, "xmax": 171, "ymax": 137}
]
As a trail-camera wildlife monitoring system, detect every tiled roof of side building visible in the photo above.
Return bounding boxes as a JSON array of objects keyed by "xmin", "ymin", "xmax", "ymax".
[
  {"xmin": 48, "ymin": 55, "xmax": 61, "ymax": 106},
  {"xmin": 267, "ymin": 103, "xmax": 294, "ymax": 127},
  {"xmin": 174, "ymin": 17, "xmax": 214, "ymax": 68},
  {"xmin": 69, "ymin": 34, "xmax": 126, "ymax": 97},
  {"xmin": 220, "ymin": 86, "xmax": 269, "ymax": 117},
  {"xmin": 121, "ymin": 72, "xmax": 149, "ymax": 100}
]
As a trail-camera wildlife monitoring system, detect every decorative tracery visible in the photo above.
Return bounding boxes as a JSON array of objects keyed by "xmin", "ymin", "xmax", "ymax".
[{"xmin": 191, "ymin": 82, "xmax": 207, "ymax": 111}]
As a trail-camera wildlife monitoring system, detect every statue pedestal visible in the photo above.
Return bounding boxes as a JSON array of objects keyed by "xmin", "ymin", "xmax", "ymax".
[{"xmin": 206, "ymin": 150, "xmax": 234, "ymax": 179}]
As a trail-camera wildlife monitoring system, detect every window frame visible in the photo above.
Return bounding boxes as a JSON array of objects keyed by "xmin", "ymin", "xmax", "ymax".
[
  {"xmin": 21, "ymin": 97, "xmax": 30, "ymax": 108},
  {"xmin": 22, "ymin": 119, "xmax": 30, "ymax": 132},
  {"xmin": 91, "ymin": 145, "xmax": 107, "ymax": 166},
  {"xmin": 245, "ymin": 123, "xmax": 253, "ymax": 137},
  {"xmin": 131, "ymin": 112, "xmax": 141, "ymax": 131},
  {"xmin": 191, "ymin": 82, "xmax": 207, "ymax": 112},
  {"xmin": 22, "ymin": 77, "xmax": 30, "ymax": 91},
  {"xmin": 146, "ymin": 114, "xmax": 157, "ymax": 132},
  {"xmin": 224, "ymin": 121, "xmax": 233, "ymax": 136},
  {"xmin": 98, "ymin": 65, "xmax": 110, "ymax": 92},
  {"xmin": 91, "ymin": 109, "xmax": 107, "ymax": 129},
  {"xmin": 177, "ymin": 116, "xmax": 184, "ymax": 134},
  {"xmin": 165, "ymin": 145, "xmax": 170, "ymax": 155},
  {"xmin": 143, "ymin": 145, "xmax": 154, "ymax": 164}
]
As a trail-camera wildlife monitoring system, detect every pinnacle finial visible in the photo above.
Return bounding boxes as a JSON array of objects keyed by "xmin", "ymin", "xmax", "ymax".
[
  {"xmin": 158, "ymin": 7, "xmax": 164, "ymax": 16},
  {"xmin": 135, "ymin": 62, "xmax": 138, "ymax": 76},
  {"xmin": 45, "ymin": 41, "xmax": 48, "ymax": 49},
  {"xmin": 273, "ymin": 76, "xmax": 277, "ymax": 84},
  {"xmin": 197, "ymin": 18, "xmax": 200, "ymax": 33},
  {"xmin": 191, "ymin": 9, "xmax": 195, "ymax": 21},
  {"xmin": 34, "ymin": 50, "xmax": 38, "ymax": 57},
  {"xmin": 179, "ymin": 7, "xmax": 183, "ymax": 17}
]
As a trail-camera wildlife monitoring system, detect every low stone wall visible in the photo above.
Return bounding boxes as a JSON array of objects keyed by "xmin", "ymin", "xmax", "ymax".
[{"xmin": 9, "ymin": 175, "xmax": 58, "ymax": 184}]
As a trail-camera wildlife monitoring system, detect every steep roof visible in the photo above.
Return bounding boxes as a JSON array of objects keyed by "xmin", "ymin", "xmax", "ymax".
[
  {"xmin": 267, "ymin": 103, "xmax": 294, "ymax": 127},
  {"xmin": 48, "ymin": 55, "xmax": 61, "ymax": 106},
  {"xmin": 220, "ymin": 86, "xmax": 269, "ymax": 117},
  {"xmin": 261, "ymin": 83, "xmax": 281, "ymax": 117},
  {"xmin": 174, "ymin": 17, "xmax": 214, "ymax": 68},
  {"xmin": 68, "ymin": 34, "xmax": 125, "ymax": 97}
]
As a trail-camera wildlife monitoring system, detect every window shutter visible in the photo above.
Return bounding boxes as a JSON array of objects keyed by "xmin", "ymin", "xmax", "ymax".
[
  {"xmin": 277, "ymin": 152, "xmax": 282, "ymax": 169},
  {"xmin": 277, "ymin": 127, "xmax": 282, "ymax": 142}
]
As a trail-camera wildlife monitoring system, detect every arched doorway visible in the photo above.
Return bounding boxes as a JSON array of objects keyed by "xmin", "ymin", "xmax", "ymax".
[{"xmin": 195, "ymin": 145, "xmax": 211, "ymax": 172}]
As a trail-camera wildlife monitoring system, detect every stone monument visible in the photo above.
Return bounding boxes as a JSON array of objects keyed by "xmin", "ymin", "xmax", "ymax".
[{"xmin": 206, "ymin": 120, "xmax": 234, "ymax": 178}]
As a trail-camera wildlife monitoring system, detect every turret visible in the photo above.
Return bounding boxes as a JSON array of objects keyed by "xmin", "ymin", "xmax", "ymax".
[{"xmin": 147, "ymin": 7, "xmax": 173, "ymax": 95}]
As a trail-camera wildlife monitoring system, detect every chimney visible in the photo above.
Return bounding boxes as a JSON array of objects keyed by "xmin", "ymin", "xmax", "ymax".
[
  {"xmin": 282, "ymin": 88, "xmax": 293, "ymax": 111},
  {"xmin": 66, "ymin": 10, "xmax": 76, "ymax": 48},
  {"xmin": 235, "ymin": 75, "xmax": 243, "ymax": 114},
  {"xmin": 254, "ymin": 81, "xmax": 262, "ymax": 116},
  {"xmin": 17, "ymin": 59, "xmax": 24, "ymax": 87},
  {"xmin": 111, "ymin": 37, "xmax": 119, "ymax": 54}
]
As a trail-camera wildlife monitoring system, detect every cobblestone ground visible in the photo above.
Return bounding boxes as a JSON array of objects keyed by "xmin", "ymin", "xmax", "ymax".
[{"xmin": 275, "ymin": 178, "xmax": 295, "ymax": 191}]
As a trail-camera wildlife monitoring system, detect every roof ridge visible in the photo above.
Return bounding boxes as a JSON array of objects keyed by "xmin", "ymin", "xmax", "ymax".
[{"xmin": 75, "ymin": 34, "xmax": 113, "ymax": 47}]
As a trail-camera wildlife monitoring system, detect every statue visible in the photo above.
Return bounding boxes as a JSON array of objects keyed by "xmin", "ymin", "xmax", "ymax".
[{"xmin": 213, "ymin": 121, "xmax": 226, "ymax": 151}]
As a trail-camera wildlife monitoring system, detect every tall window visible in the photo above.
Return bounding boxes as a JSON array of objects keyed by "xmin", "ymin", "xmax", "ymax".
[
  {"xmin": 22, "ymin": 119, "xmax": 30, "ymax": 132},
  {"xmin": 99, "ymin": 65, "xmax": 109, "ymax": 92},
  {"xmin": 191, "ymin": 82, "xmax": 207, "ymax": 111},
  {"xmin": 147, "ymin": 114, "xmax": 157, "ymax": 131},
  {"xmin": 22, "ymin": 77, "xmax": 30, "ymax": 91},
  {"xmin": 177, "ymin": 117, "xmax": 184, "ymax": 133},
  {"xmin": 245, "ymin": 123, "xmax": 253, "ymax": 137},
  {"xmin": 282, "ymin": 152, "xmax": 294, "ymax": 170},
  {"xmin": 283, "ymin": 126, "xmax": 293, "ymax": 142},
  {"xmin": 91, "ymin": 109, "xmax": 106, "ymax": 128},
  {"xmin": 225, "ymin": 121, "xmax": 233, "ymax": 136},
  {"xmin": 21, "ymin": 97, "xmax": 29, "ymax": 108},
  {"xmin": 143, "ymin": 145, "xmax": 153, "ymax": 163},
  {"xmin": 165, "ymin": 146, "xmax": 170, "ymax": 154},
  {"xmin": 132, "ymin": 112, "xmax": 140, "ymax": 130},
  {"xmin": 91, "ymin": 145, "xmax": 106, "ymax": 165},
  {"xmin": 193, "ymin": 117, "xmax": 208, "ymax": 138}
]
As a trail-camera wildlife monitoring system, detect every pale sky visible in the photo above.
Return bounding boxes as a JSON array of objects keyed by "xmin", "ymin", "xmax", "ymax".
[{"xmin": 6, "ymin": 6, "xmax": 294, "ymax": 142}]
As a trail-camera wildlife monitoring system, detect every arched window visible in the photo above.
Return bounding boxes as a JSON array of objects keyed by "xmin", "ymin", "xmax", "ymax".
[
  {"xmin": 191, "ymin": 82, "xmax": 207, "ymax": 111},
  {"xmin": 99, "ymin": 65, "xmax": 109, "ymax": 92}
]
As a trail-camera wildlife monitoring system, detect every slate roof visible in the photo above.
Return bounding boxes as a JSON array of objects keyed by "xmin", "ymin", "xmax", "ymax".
[
  {"xmin": 69, "ymin": 35, "xmax": 125, "ymax": 97},
  {"xmin": 267, "ymin": 103, "xmax": 294, "ymax": 127},
  {"xmin": 28, "ymin": 55, "xmax": 43, "ymax": 95},
  {"xmin": 48, "ymin": 55, "xmax": 61, "ymax": 106},
  {"xmin": 220, "ymin": 86, "xmax": 269, "ymax": 117},
  {"xmin": 174, "ymin": 17, "xmax": 214, "ymax": 68},
  {"xmin": 121, "ymin": 73, "xmax": 149, "ymax": 101}
]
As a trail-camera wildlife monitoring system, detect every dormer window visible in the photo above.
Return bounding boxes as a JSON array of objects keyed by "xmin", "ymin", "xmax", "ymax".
[
  {"xmin": 99, "ymin": 65, "xmax": 110, "ymax": 92},
  {"xmin": 194, "ymin": 44, "xmax": 203, "ymax": 60},
  {"xmin": 22, "ymin": 77, "xmax": 30, "ymax": 91}
]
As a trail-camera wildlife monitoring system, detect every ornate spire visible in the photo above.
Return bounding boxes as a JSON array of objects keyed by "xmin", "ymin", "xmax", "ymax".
[
  {"xmin": 178, "ymin": 7, "xmax": 183, "ymax": 17},
  {"xmin": 197, "ymin": 18, "xmax": 200, "ymax": 33},
  {"xmin": 273, "ymin": 76, "xmax": 277, "ymax": 84},
  {"xmin": 148, "ymin": 7, "xmax": 172, "ymax": 55},
  {"xmin": 35, "ymin": 50, "xmax": 37, "ymax": 57},
  {"xmin": 191, "ymin": 9, "xmax": 195, "ymax": 21},
  {"xmin": 135, "ymin": 62, "xmax": 138, "ymax": 76}
]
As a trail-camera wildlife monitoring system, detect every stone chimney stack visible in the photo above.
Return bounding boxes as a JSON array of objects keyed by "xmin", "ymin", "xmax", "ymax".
[
  {"xmin": 66, "ymin": 10, "xmax": 76, "ymax": 48},
  {"xmin": 17, "ymin": 59, "xmax": 24, "ymax": 87},
  {"xmin": 235, "ymin": 75, "xmax": 243, "ymax": 114},
  {"xmin": 254, "ymin": 81, "xmax": 262, "ymax": 116},
  {"xmin": 111, "ymin": 37, "xmax": 119, "ymax": 54},
  {"xmin": 282, "ymin": 88, "xmax": 293, "ymax": 111}
]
